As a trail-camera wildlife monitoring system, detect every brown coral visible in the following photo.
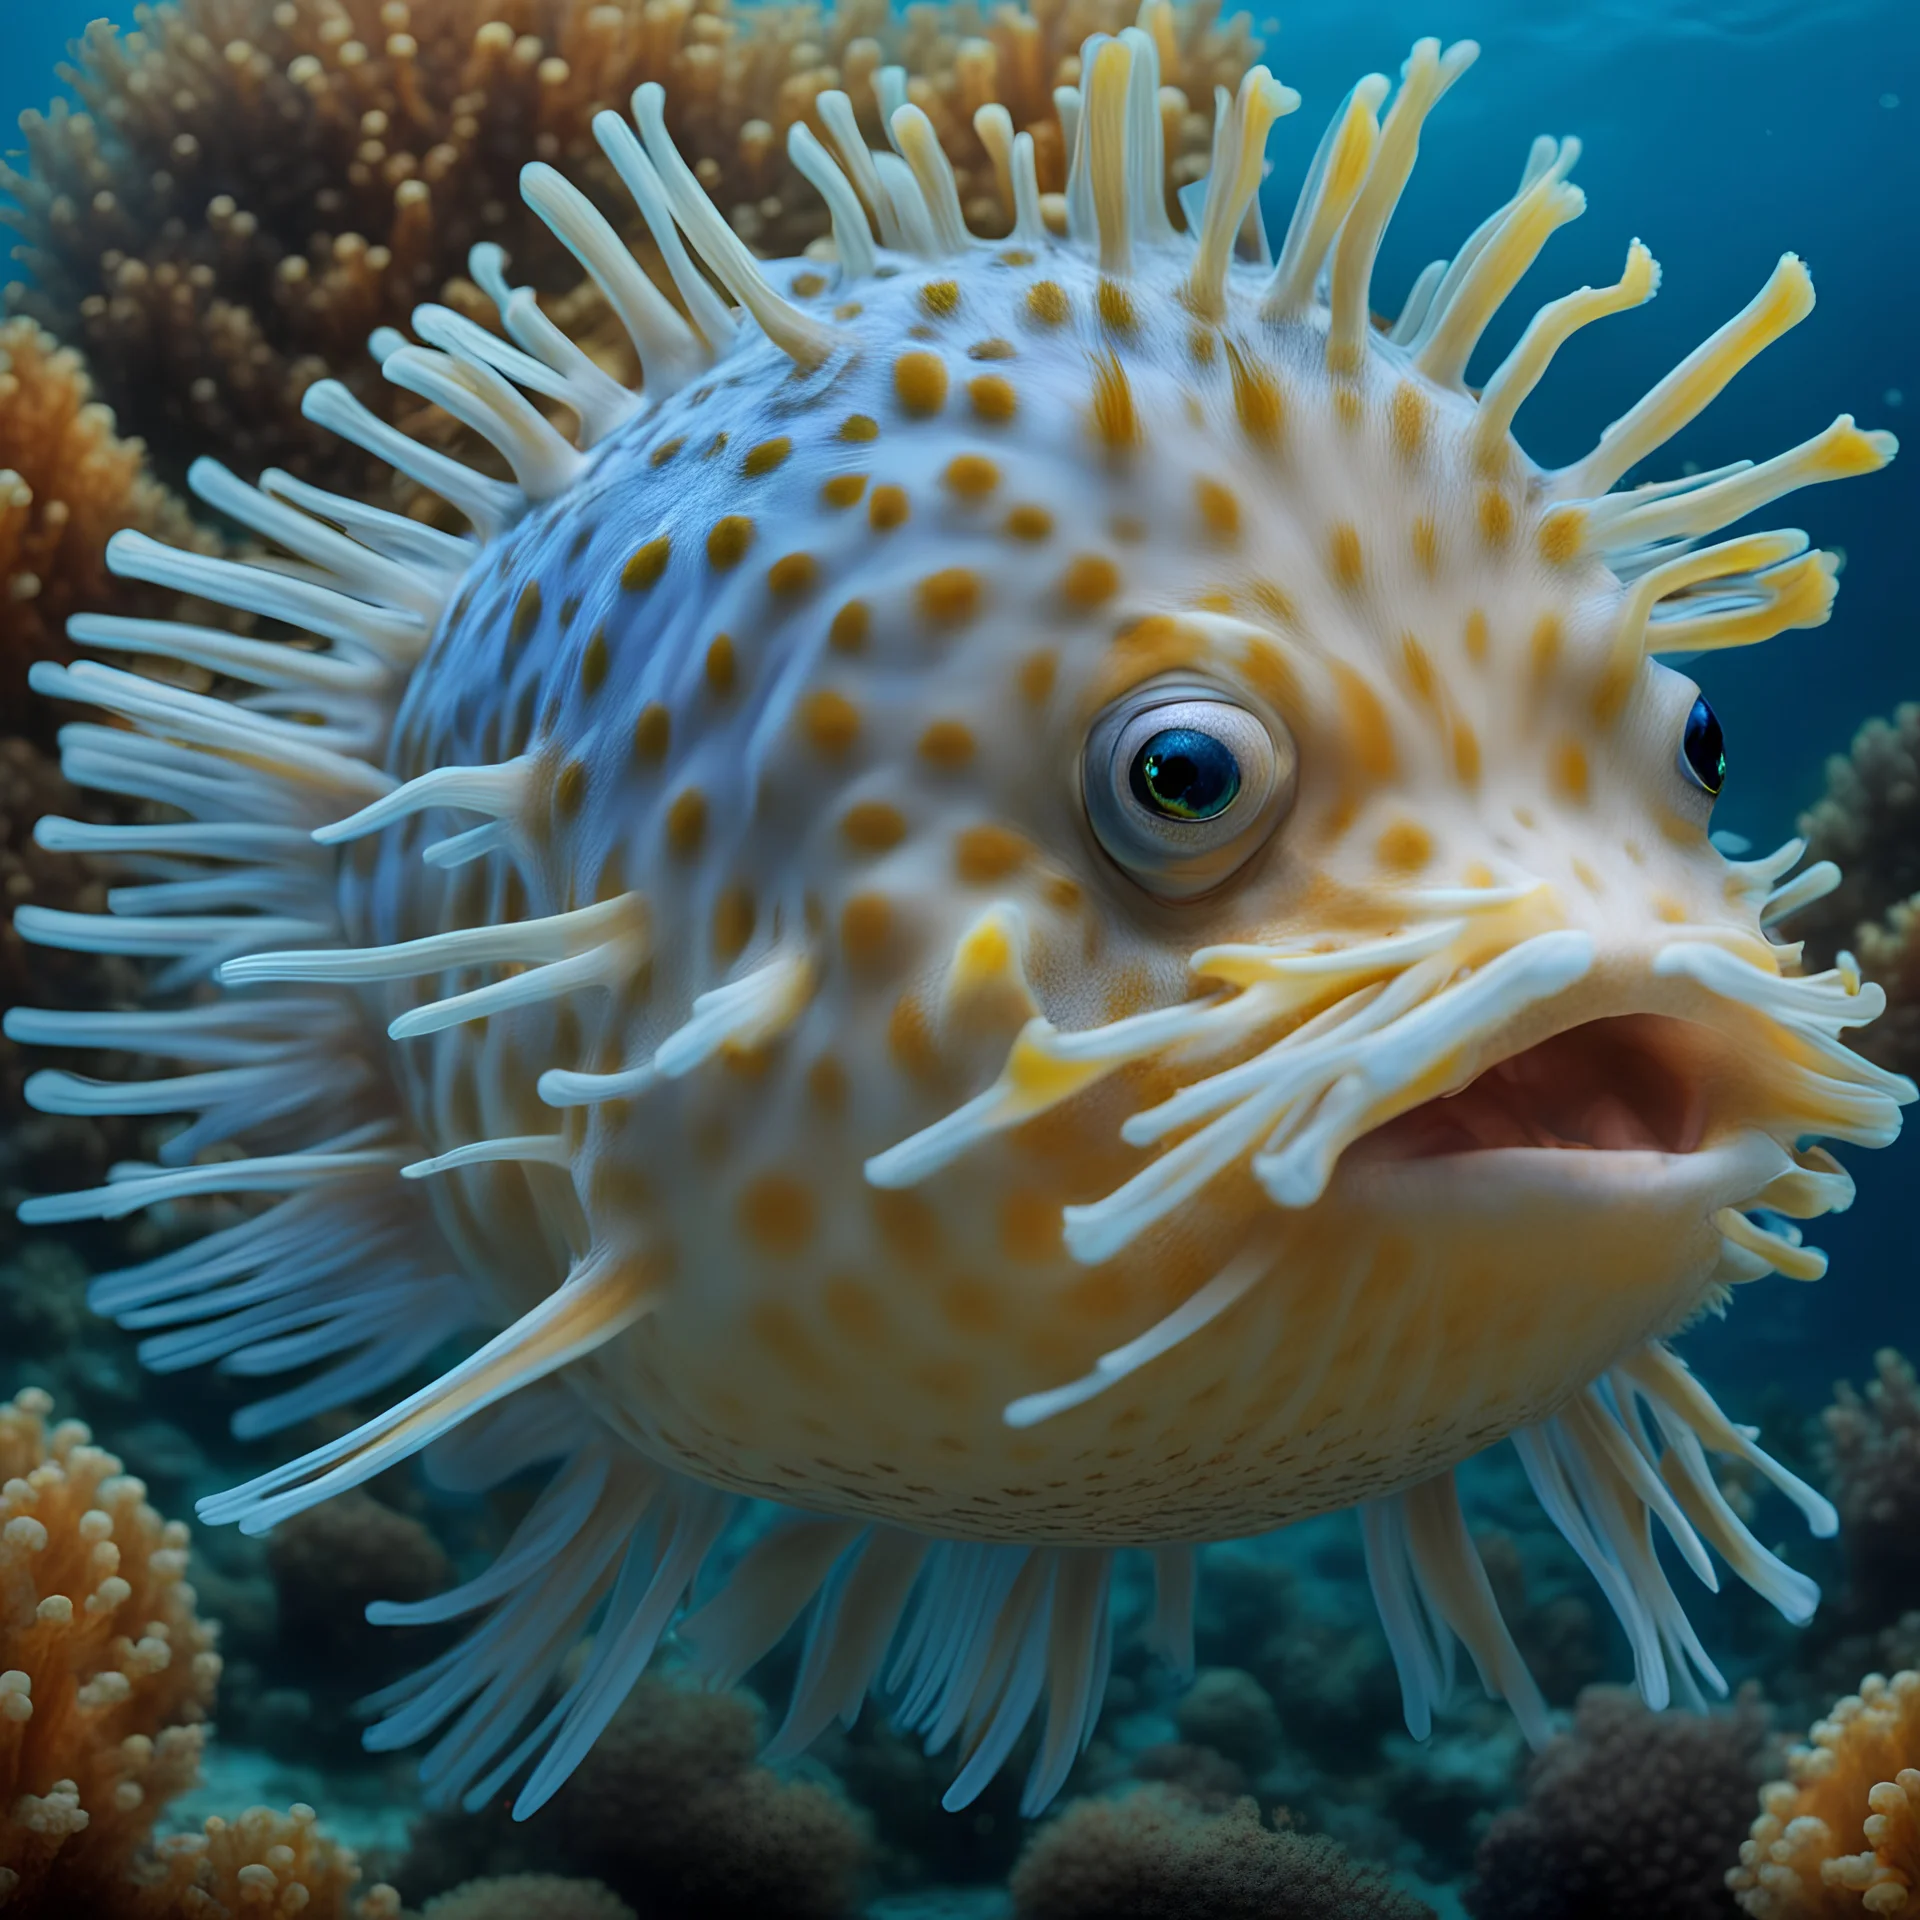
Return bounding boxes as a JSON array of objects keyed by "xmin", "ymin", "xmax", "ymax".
[
  {"xmin": 1008, "ymin": 1783, "xmax": 1434, "ymax": 1920},
  {"xmin": 0, "ymin": 1386, "xmax": 221, "ymax": 1912},
  {"xmin": 1730, "ymin": 1670, "xmax": 1920, "ymax": 1916},
  {"xmin": 421, "ymin": 1875, "xmax": 636, "ymax": 1920},
  {"xmin": 1821, "ymin": 1351, "xmax": 1920, "ymax": 1627}
]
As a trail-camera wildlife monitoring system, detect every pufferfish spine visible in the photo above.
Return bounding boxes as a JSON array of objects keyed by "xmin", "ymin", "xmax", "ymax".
[{"xmin": 9, "ymin": 11, "xmax": 1910, "ymax": 1821}]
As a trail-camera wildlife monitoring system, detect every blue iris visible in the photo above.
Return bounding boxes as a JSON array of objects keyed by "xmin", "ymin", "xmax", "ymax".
[
  {"xmin": 1680, "ymin": 695, "xmax": 1726, "ymax": 796},
  {"xmin": 1128, "ymin": 727, "xmax": 1242, "ymax": 821}
]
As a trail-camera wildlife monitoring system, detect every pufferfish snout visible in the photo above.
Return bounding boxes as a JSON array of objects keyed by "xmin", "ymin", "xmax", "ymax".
[{"xmin": 12, "ymin": 18, "xmax": 1911, "ymax": 1820}]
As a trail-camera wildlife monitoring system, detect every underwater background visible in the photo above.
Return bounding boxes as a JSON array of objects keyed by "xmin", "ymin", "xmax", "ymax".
[{"xmin": 0, "ymin": 0, "xmax": 1915, "ymax": 1915}]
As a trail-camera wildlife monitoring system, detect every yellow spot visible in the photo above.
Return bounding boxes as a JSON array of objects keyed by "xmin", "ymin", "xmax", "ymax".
[
  {"xmin": 510, "ymin": 582, "xmax": 542, "ymax": 644},
  {"xmin": 704, "ymin": 633, "xmax": 736, "ymax": 695},
  {"xmin": 1241, "ymin": 638, "xmax": 1302, "ymax": 714},
  {"xmin": 1452, "ymin": 719, "xmax": 1481, "ymax": 787},
  {"xmin": 833, "ymin": 302, "xmax": 863, "ymax": 321},
  {"xmin": 740, "ymin": 1174, "xmax": 816, "ymax": 1258},
  {"xmin": 943, "ymin": 454, "xmax": 1000, "ymax": 498},
  {"xmin": 1463, "ymin": 862, "xmax": 1498, "ymax": 889},
  {"xmin": 633, "ymin": 702, "xmax": 671, "ymax": 764},
  {"xmin": 1652, "ymin": 893, "xmax": 1688, "ymax": 924},
  {"xmin": 1192, "ymin": 589, "xmax": 1234, "ymax": 613},
  {"xmin": 1000, "ymin": 1191, "xmax": 1062, "ymax": 1262},
  {"xmin": 1329, "ymin": 522, "xmax": 1364, "ymax": 590},
  {"xmin": 1411, "ymin": 517, "xmax": 1440, "ymax": 576},
  {"xmin": 649, "ymin": 437, "xmax": 684, "ymax": 467},
  {"xmin": 822, "ymin": 473, "xmax": 867, "ymax": 509},
  {"xmin": 579, "ymin": 628, "xmax": 609, "ymax": 696},
  {"xmin": 1376, "ymin": 819, "xmax": 1434, "ymax": 873},
  {"xmin": 743, "ymin": 436, "xmax": 792, "ymax": 477},
  {"xmin": 969, "ymin": 374, "xmax": 1018, "ymax": 422},
  {"xmin": 955, "ymin": 824, "xmax": 1032, "ymax": 884},
  {"xmin": 1333, "ymin": 384, "xmax": 1362, "ymax": 430},
  {"xmin": 1061, "ymin": 554, "xmax": 1120, "ymax": 609},
  {"xmin": 1096, "ymin": 278, "xmax": 1136, "ymax": 331},
  {"xmin": 703, "ymin": 432, "xmax": 729, "ymax": 460},
  {"xmin": 1538, "ymin": 508, "xmax": 1583, "ymax": 566},
  {"xmin": 1464, "ymin": 609, "xmax": 1490, "ymax": 664},
  {"xmin": 1224, "ymin": 340, "xmax": 1283, "ymax": 445},
  {"xmin": 829, "ymin": 600, "xmax": 870, "ymax": 655},
  {"xmin": 1529, "ymin": 614, "xmax": 1563, "ymax": 682},
  {"xmin": 1250, "ymin": 580, "xmax": 1295, "ymax": 625},
  {"xmin": 1004, "ymin": 504, "xmax": 1053, "ymax": 542},
  {"xmin": 1389, "ymin": 381, "xmax": 1430, "ymax": 459},
  {"xmin": 1399, "ymin": 634, "xmax": 1437, "ymax": 705},
  {"xmin": 920, "ymin": 279, "xmax": 960, "ymax": 317},
  {"xmin": 791, "ymin": 271, "xmax": 827, "ymax": 298},
  {"xmin": 1478, "ymin": 487, "xmax": 1515, "ymax": 550},
  {"xmin": 666, "ymin": 786, "xmax": 707, "ymax": 855},
  {"xmin": 554, "ymin": 759, "xmax": 587, "ymax": 820},
  {"xmin": 799, "ymin": 689, "xmax": 861, "ymax": 757},
  {"xmin": 1018, "ymin": 652, "xmax": 1057, "ymax": 705},
  {"xmin": 1551, "ymin": 736, "xmax": 1591, "ymax": 804},
  {"xmin": 1572, "ymin": 857, "xmax": 1604, "ymax": 896},
  {"xmin": 918, "ymin": 568, "xmax": 982, "ymax": 628},
  {"xmin": 842, "ymin": 800, "xmax": 908, "ymax": 852},
  {"xmin": 622, "ymin": 537, "xmax": 672, "ymax": 591},
  {"xmin": 712, "ymin": 883, "xmax": 756, "ymax": 961},
  {"xmin": 887, "ymin": 992, "xmax": 943, "ymax": 1081},
  {"xmin": 998, "ymin": 248, "xmax": 1036, "ymax": 266},
  {"xmin": 918, "ymin": 720, "xmax": 976, "ymax": 768},
  {"xmin": 840, "ymin": 891, "xmax": 894, "ymax": 964},
  {"xmin": 1195, "ymin": 478, "xmax": 1241, "ymax": 541},
  {"xmin": 1188, "ymin": 326, "xmax": 1218, "ymax": 364},
  {"xmin": 970, "ymin": 338, "xmax": 1015, "ymax": 361},
  {"xmin": 1025, "ymin": 280, "xmax": 1070, "ymax": 325},
  {"xmin": 894, "ymin": 350, "xmax": 948, "ymax": 416},
  {"xmin": 1333, "ymin": 664, "xmax": 1396, "ymax": 781},
  {"xmin": 869, "ymin": 485, "xmax": 910, "ymax": 532},
  {"xmin": 807, "ymin": 1056, "xmax": 848, "ymax": 1115},
  {"xmin": 839, "ymin": 414, "xmax": 879, "ymax": 442},
  {"xmin": 1090, "ymin": 350, "xmax": 1140, "ymax": 451},
  {"xmin": 706, "ymin": 516, "xmax": 754, "ymax": 569},
  {"xmin": 767, "ymin": 551, "xmax": 817, "ymax": 595}
]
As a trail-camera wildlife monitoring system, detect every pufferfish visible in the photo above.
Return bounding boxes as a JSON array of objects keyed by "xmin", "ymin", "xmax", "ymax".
[{"xmin": 10, "ymin": 11, "xmax": 1911, "ymax": 1820}]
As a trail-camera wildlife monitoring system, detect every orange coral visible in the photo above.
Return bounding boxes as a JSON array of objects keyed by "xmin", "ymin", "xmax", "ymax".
[
  {"xmin": 128, "ymin": 1803, "xmax": 401, "ymax": 1919},
  {"xmin": 1730, "ymin": 1670, "xmax": 1920, "ymax": 1916}
]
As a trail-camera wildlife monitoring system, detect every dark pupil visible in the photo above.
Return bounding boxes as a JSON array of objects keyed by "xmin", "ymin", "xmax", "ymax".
[
  {"xmin": 1129, "ymin": 727, "xmax": 1242, "ymax": 822},
  {"xmin": 1681, "ymin": 695, "xmax": 1726, "ymax": 797}
]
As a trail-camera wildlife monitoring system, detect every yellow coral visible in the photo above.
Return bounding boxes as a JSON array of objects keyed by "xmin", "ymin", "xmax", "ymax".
[
  {"xmin": 0, "ymin": 1386, "xmax": 221, "ymax": 1909},
  {"xmin": 130, "ymin": 1803, "xmax": 400, "ymax": 1919},
  {"xmin": 1731, "ymin": 1670, "xmax": 1920, "ymax": 1916}
]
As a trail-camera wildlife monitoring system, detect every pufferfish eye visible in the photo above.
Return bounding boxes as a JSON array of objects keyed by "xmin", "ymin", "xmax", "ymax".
[
  {"xmin": 1679, "ymin": 694, "xmax": 1727, "ymax": 798},
  {"xmin": 1084, "ymin": 681, "xmax": 1298, "ymax": 900}
]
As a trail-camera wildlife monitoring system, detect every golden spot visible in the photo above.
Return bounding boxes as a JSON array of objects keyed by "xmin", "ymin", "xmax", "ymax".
[
  {"xmin": 915, "ymin": 278, "xmax": 958, "ymax": 317},
  {"xmin": 1452, "ymin": 720, "xmax": 1481, "ymax": 787},
  {"xmin": 1192, "ymin": 589, "xmax": 1234, "ymax": 613},
  {"xmin": 1538, "ymin": 508, "xmax": 1582, "ymax": 566},
  {"xmin": 998, "ymin": 248, "xmax": 1036, "ymax": 266},
  {"xmin": 743, "ymin": 436, "xmax": 792, "ymax": 477},
  {"xmin": 918, "ymin": 719, "xmax": 976, "ymax": 768},
  {"xmin": 839, "ymin": 414, "xmax": 879, "ymax": 442},
  {"xmin": 1529, "ymin": 614, "xmax": 1563, "ymax": 682},
  {"xmin": 1004, "ymin": 503, "xmax": 1053, "ymax": 541},
  {"xmin": 1333, "ymin": 663, "xmax": 1396, "ymax": 781},
  {"xmin": 955, "ymin": 824, "xmax": 1032, "ymax": 884},
  {"xmin": 841, "ymin": 800, "xmax": 907, "ymax": 852},
  {"xmin": 704, "ymin": 633, "xmax": 737, "ymax": 695},
  {"xmin": 1652, "ymin": 893, "xmax": 1688, "ymax": 923},
  {"xmin": 807, "ymin": 1055, "xmax": 847, "ymax": 1115},
  {"xmin": 1188, "ymin": 326, "xmax": 1217, "ymax": 364},
  {"xmin": 1096, "ymin": 278, "xmax": 1136, "ymax": 331},
  {"xmin": 1224, "ymin": 340, "xmax": 1283, "ymax": 444},
  {"xmin": 1018, "ymin": 652, "xmax": 1057, "ymax": 704},
  {"xmin": 1551, "ymin": 736, "xmax": 1591, "ymax": 804},
  {"xmin": 1464, "ymin": 609, "xmax": 1490, "ymax": 664},
  {"xmin": 839, "ymin": 891, "xmax": 894, "ymax": 964},
  {"xmin": 1000, "ymin": 1190, "xmax": 1062, "ymax": 1262},
  {"xmin": 579, "ymin": 628, "xmax": 609, "ymax": 696},
  {"xmin": 1389, "ymin": 381, "xmax": 1430, "ymax": 459},
  {"xmin": 1411, "ymin": 517, "xmax": 1440, "ymax": 576},
  {"xmin": 917, "ymin": 567, "xmax": 982, "ymax": 627},
  {"xmin": 823, "ymin": 1272, "xmax": 886, "ymax": 1343},
  {"xmin": 1478, "ymin": 486, "xmax": 1515, "ymax": 549},
  {"xmin": 799, "ymin": 689, "xmax": 861, "ymax": 756},
  {"xmin": 1089, "ymin": 349, "xmax": 1140, "ymax": 450},
  {"xmin": 1249, "ymin": 580, "xmax": 1295, "ymax": 625},
  {"xmin": 633, "ymin": 702, "xmax": 671, "ymax": 764},
  {"xmin": 833, "ymin": 302, "xmax": 863, "ymax": 321},
  {"xmin": 712, "ymin": 883, "xmax": 756, "ymax": 961},
  {"xmin": 791, "ymin": 271, "xmax": 827, "ymax": 298},
  {"xmin": 969, "ymin": 373, "xmax": 1017, "ymax": 421},
  {"xmin": 1060, "ymin": 554, "xmax": 1120, "ymax": 609},
  {"xmin": 969, "ymin": 337, "xmax": 1015, "ymax": 360},
  {"xmin": 1624, "ymin": 841, "xmax": 1647, "ymax": 867},
  {"xmin": 740, "ymin": 1174, "xmax": 816, "ymax": 1258},
  {"xmin": 554, "ymin": 758, "xmax": 587, "ymax": 820},
  {"xmin": 1376, "ymin": 819, "xmax": 1433, "ymax": 873},
  {"xmin": 869, "ymin": 484, "xmax": 911, "ymax": 532},
  {"xmin": 510, "ymin": 582, "xmax": 542, "ymax": 644},
  {"xmin": 829, "ymin": 600, "xmax": 870, "ymax": 654},
  {"xmin": 1045, "ymin": 875, "xmax": 1083, "ymax": 912},
  {"xmin": 1025, "ymin": 280, "xmax": 1070, "ymax": 325},
  {"xmin": 1333, "ymin": 383, "xmax": 1363, "ymax": 429},
  {"xmin": 767, "ymin": 551, "xmax": 817, "ymax": 595},
  {"xmin": 943, "ymin": 454, "xmax": 1000, "ymax": 498},
  {"xmin": 706, "ymin": 515, "xmax": 754, "ymax": 568},
  {"xmin": 666, "ymin": 786, "xmax": 707, "ymax": 855},
  {"xmin": 1195, "ymin": 478, "xmax": 1240, "ymax": 542},
  {"xmin": 1399, "ymin": 634, "xmax": 1437, "ymax": 705},
  {"xmin": 887, "ymin": 992, "xmax": 943, "ymax": 1081},
  {"xmin": 894, "ymin": 350, "xmax": 948, "ymax": 416},
  {"xmin": 822, "ymin": 472, "xmax": 867, "ymax": 509},
  {"xmin": 648, "ymin": 436, "xmax": 684, "ymax": 467},
  {"xmin": 1329, "ymin": 522, "xmax": 1364, "ymax": 590},
  {"xmin": 703, "ymin": 431, "xmax": 729, "ymax": 459},
  {"xmin": 622, "ymin": 536, "xmax": 671, "ymax": 591},
  {"xmin": 1463, "ymin": 862, "xmax": 1498, "ymax": 889},
  {"xmin": 939, "ymin": 1277, "xmax": 1004, "ymax": 1336},
  {"xmin": 1572, "ymin": 857, "xmax": 1604, "ymax": 896},
  {"xmin": 1241, "ymin": 638, "xmax": 1302, "ymax": 715}
]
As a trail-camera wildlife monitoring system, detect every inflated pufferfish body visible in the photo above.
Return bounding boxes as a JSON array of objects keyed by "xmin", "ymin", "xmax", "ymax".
[{"xmin": 13, "ymin": 16, "xmax": 1910, "ymax": 1819}]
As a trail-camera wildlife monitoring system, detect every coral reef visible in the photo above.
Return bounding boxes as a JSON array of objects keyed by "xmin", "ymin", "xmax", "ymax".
[
  {"xmin": 1465, "ymin": 1685, "xmax": 1778, "ymax": 1920},
  {"xmin": 1007, "ymin": 1783, "xmax": 1435, "ymax": 1920},
  {"xmin": 1730, "ymin": 1669, "xmax": 1920, "ymax": 1917},
  {"xmin": 420, "ymin": 1876, "xmax": 636, "ymax": 1920},
  {"xmin": 129, "ymin": 1802, "xmax": 400, "ymax": 1918},
  {"xmin": 1172, "ymin": 1667, "xmax": 1283, "ymax": 1772},
  {"xmin": 1821, "ymin": 1351, "xmax": 1920, "ymax": 1628},
  {"xmin": 3, "ymin": 0, "xmax": 1260, "ymax": 510}
]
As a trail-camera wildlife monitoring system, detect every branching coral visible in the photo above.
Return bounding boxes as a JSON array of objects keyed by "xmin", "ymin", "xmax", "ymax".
[
  {"xmin": 0, "ymin": 1386, "xmax": 220, "ymax": 1911},
  {"xmin": 1008, "ymin": 1784, "xmax": 1434, "ymax": 1920},
  {"xmin": 1820, "ymin": 1352, "xmax": 1920, "ymax": 1628},
  {"xmin": 2, "ymin": 0, "xmax": 1259, "ymax": 506},
  {"xmin": 1465, "ymin": 1685, "xmax": 1777, "ymax": 1920},
  {"xmin": 1730, "ymin": 1670, "xmax": 1920, "ymax": 1916},
  {"xmin": 128, "ymin": 1803, "xmax": 401, "ymax": 1919}
]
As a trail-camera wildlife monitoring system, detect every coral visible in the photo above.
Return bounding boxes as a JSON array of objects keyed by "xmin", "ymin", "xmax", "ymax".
[
  {"xmin": 3, "ymin": 0, "xmax": 1260, "ymax": 509},
  {"xmin": 1172, "ymin": 1667, "xmax": 1282, "ymax": 1771},
  {"xmin": 421, "ymin": 1875, "xmax": 636, "ymax": 1920},
  {"xmin": 0, "ymin": 1386, "xmax": 221, "ymax": 1911},
  {"xmin": 1820, "ymin": 1351, "xmax": 1920, "ymax": 1626},
  {"xmin": 125, "ymin": 1802, "xmax": 401, "ymax": 1919},
  {"xmin": 398, "ymin": 1672, "xmax": 869, "ymax": 1920},
  {"xmin": 1730, "ymin": 1670, "xmax": 1920, "ymax": 1917},
  {"xmin": 1008, "ymin": 1783, "xmax": 1434, "ymax": 1920},
  {"xmin": 1465, "ymin": 1685, "xmax": 1777, "ymax": 1920}
]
